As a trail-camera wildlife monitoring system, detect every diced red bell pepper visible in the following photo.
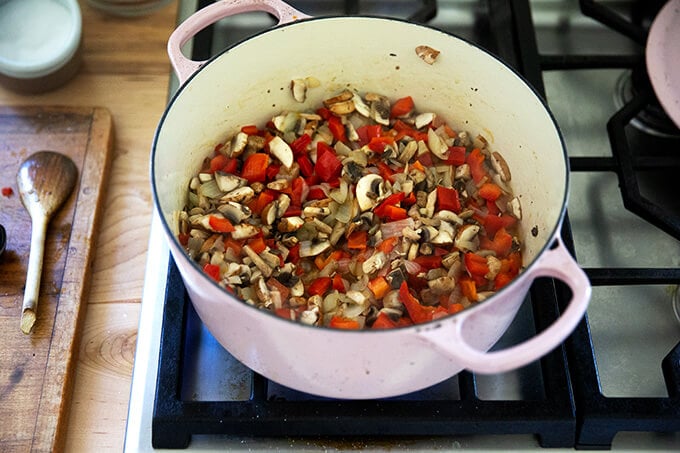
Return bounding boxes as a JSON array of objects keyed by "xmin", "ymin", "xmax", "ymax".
[
  {"xmin": 481, "ymin": 227, "xmax": 513, "ymax": 257},
  {"xmin": 356, "ymin": 124, "xmax": 383, "ymax": 146},
  {"xmin": 178, "ymin": 233, "xmax": 190, "ymax": 246},
  {"xmin": 486, "ymin": 199, "xmax": 501, "ymax": 216},
  {"xmin": 329, "ymin": 316, "xmax": 361, "ymax": 330},
  {"xmin": 208, "ymin": 215, "xmax": 235, "ymax": 233},
  {"xmin": 367, "ymin": 135, "xmax": 395, "ymax": 153},
  {"xmin": 332, "ymin": 274, "xmax": 346, "ymax": 293},
  {"xmin": 374, "ymin": 192, "xmax": 407, "ymax": 220},
  {"xmin": 203, "ymin": 263, "xmax": 221, "ymax": 281},
  {"xmin": 494, "ymin": 272, "xmax": 514, "ymax": 290},
  {"xmin": 224, "ymin": 237, "xmax": 243, "ymax": 257},
  {"xmin": 464, "ymin": 252, "xmax": 489, "ymax": 277},
  {"xmin": 417, "ymin": 151, "xmax": 433, "ymax": 167},
  {"xmin": 379, "ymin": 204, "xmax": 408, "ymax": 221},
  {"xmin": 241, "ymin": 153, "xmax": 269, "ymax": 183},
  {"xmin": 372, "ymin": 312, "xmax": 397, "ymax": 329},
  {"xmin": 478, "ymin": 182, "xmax": 503, "ymax": 201},
  {"xmin": 240, "ymin": 124, "xmax": 259, "ymax": 135},
  {"xmin": 413, "ymin": 255, "xmax": 442, "ymax": 270},
  {"xmin": 392, "ymin": 120, "xmax": 429, "ymax": 142},
  {"xmin": 399, "ymin": 281, "xmax": 435, "ymax": 324},
  {"xmin": 288, "ymin": 243, "xmax": 300, "ymax": 264},
  {"xmin": 347, "ymin": 230, "xmax": 368, "ymax": 250},
  {"xmin": 290, "ymin": 176, "xmax": 307, "ymax": 206},
  {"xmin": 275, "ymin": 308, "xmax": 295, "ymax": 320},
  {"xmin": 402, "ymin": 191, "xmax": 417, "ymax": 206},
  {"xmin": 477, "ymin": 213, "xmax": 516, "ymax": 237},
  {"xmin": 249, "ymin": 189, "xmax": 276, "ymax": 216},
  {"xmin": 375, "ymin": 236, "xmax": 399, "ymax": 255},
  {"xmin": 390, "ymin": 96, "xmax": 415, "ymax": 118},
  {"xmin": 443, "ymin": 146, "xmax": 466, "ymax": 166},
  {"xmin": 314, "ymin": 142, "xmax": 343, "ymax": 182},
  {"xmin": 247, "ymin": 236, "xmax": 267, "ymax": 254},
  {"xmin": 266, "ymin": 164, "xmax": 281, "ymax": 181},
  {"xmin": 316, "ymin": 107, "xmax": 332, "ymax": 120},
  {"xmin": 291, "ymin": 133, "xmax": 312, "ymax": 155},
  {"xmin": 368, "ymin": 276, "xmax": 391, "ymax": 299},
  {"xmin": 298, "ymin": 154, "xmax": 315, "ymax": 178},
  {"xmin": 377, "ymin": 161, "xmax": 396, "ymax": 181},
  {"xmin": 327, "ymin": 115, "xmax": 347, "ymax": 143},
  {"xmin": 448, "ymin": 303, "xmax": 465, "ymax": 315},
  {"xmin": 436, "ymin": 186, "xmax": 461, "ymax": 213},
  {"xmin": 307, "ymin": 186, "xmax": 327, "ymax": 200},
  {"xmin": 222, "ymin": 158, "xmax": 239, "ymax": 174},
  {"xmin": 208, "ymin": 154, "xmax": 229, "ymax": 173},
  {"xmin": 467, "ymin": 148, "xmax": 487, "ymax": 183},
  {"xmin": 459, "ymin": 276, "xmax": 478, "ymax": 301},
  {"xmin": 307, "ymin": 276, "xmax": 332, "ymax": 297}
]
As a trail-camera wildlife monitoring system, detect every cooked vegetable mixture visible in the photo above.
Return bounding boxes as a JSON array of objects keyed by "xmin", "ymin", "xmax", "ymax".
[{"xmin": 177, "ymin": 88, "xmax": 523, "ymax": 329}]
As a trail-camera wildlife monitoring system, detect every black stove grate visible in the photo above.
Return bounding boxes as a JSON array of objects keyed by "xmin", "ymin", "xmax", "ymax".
[
  {"xmin": 151, "ymin": 0, "xmax": 680, "ymax": 449},
  {"xmin": 541, "ymin": 1, "xmax": 680, "ymax": 448}
]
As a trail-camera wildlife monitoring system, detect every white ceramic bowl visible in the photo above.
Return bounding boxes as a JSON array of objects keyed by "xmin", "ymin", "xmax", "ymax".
[{"xmin": 0, "ymin": 0, "xmax": 82, "ymax": 93}]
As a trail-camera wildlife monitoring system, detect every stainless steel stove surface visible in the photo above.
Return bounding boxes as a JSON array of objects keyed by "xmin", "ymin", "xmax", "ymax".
[{"xmin": 125, "ymin": 1, "xmax": 680, "ymax": 451}]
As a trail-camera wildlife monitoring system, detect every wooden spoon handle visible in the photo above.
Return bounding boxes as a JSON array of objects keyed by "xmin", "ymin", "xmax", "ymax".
[{"xmin": 21, "ymin": 216, "xmax": 48, "ymax": 334}]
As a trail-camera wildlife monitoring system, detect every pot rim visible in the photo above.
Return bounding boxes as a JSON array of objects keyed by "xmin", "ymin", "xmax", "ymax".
[{"xmin": 151, "ymin": 14, "xmax": 571, "ymax": 333}]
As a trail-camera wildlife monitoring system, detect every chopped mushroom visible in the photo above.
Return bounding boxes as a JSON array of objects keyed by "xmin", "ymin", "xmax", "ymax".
[
  {"xmin": 178, "ymin": 89, "xmax": 524, "ymax": 330},
  {"xmin": 415, "ymin": 45, "xmax": 440, "ymax": 64}
]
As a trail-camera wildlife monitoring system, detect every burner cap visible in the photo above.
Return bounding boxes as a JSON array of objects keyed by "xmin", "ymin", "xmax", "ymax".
[{"xmin": 615, "ymin": 67, "xmax": 680, "ymax": 138}]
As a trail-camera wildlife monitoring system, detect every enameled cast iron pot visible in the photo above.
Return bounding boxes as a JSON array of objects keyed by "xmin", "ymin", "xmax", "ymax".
[{"xmin": 152, "ymin": 0, "xmax": 592, "ymax": 399}]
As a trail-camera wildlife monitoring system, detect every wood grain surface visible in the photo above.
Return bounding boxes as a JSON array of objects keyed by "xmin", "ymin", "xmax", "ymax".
[
  {"xmin": 0, "ymin": 107, "xmax": 113, "ymax": 452},
  {"xmin": 0, "ymin": 1, "xmax": 178, "ymax": 451}
]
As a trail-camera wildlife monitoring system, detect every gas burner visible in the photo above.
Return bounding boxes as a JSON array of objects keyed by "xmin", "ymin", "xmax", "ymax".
[{"xmin": 615, "ymin": 67, "xmax": 680, "ymax": 139}]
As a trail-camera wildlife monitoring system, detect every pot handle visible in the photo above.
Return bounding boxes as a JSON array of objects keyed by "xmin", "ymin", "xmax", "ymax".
[
  {"xmin": 420, "ymin": 235, "xmax": 591, "ymax": 374},
  {"xmin": 168, "ymin": 0, "xmax": 310, "ymax": 85}
]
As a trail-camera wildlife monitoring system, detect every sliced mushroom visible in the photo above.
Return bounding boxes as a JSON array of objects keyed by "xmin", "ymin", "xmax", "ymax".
[
  {"xmin": 490, "ymin": 151, "xmax": 512, "ymax": 182},
  {"xmin": 269, "ymin": 136, "xmax": 294, "ymax": 169},
  {"xmin": 229, "ymin": 131, "xmax": 248, "ymax": 157},
  {"xmin": 231, "ymin": 223, "xmax": 260, "ymax": 240},
  {"xmin": 299, "ymin": 240, "xmax": 331, "ymax": 257},
  {"xmin": 415, "ymin": 45, "xmax": 440, "ymax": 64},
  {"xmin": 362, "ymin": 251, "xmax": 386, "ymax": 275},
  {"xmin": 277, "ymin": 216, "xmax": 304, "ymax": 233},
  {"xmin": 415, "ymin": 112, "xmax": 435, "ymax": 129},
  {"xmin": 291, "ymin": 78, "xmax": 307, "ymax": 103},
  {"xmin": 352, "ymin": 93, "xmax": 371, "ymax": 117},
  {"xmin": 213, "ymin": 172, "xmax": 245, "ymax": 193},
  {"xmin": 355, "ymin": 174, "xmax": 385, "ymax": 211},
  {"xmin": 366, "ymin": 93, "xmax": 390, "ymax": 126},
  {"xmin": 324, "ymin": 89, "xmax": 354, "ymax": 106},
  {"xmin": 243, "ymin": 245, "xmax": 274, "ymax": 278},
  {"xmin": 507, "ymin": 196, "xmax": 522, "ymax": 219},
  {"xmin": 220, "ymin": 186, "xmax": 255, "ymax": 203},
  {"xmin": 427, "ymin": 127, "xmax": 449, "ymax": 159},
  {"xmin": 454, "ymin": 224, "xmax": 480, "ymax": 252},
  {"xmin": 427, "ymin": 276, "xmax": 457, "ymax": 295},
  {"xmin": 217, "ymin": 201, "xmax": 251, "ymax": 224}
]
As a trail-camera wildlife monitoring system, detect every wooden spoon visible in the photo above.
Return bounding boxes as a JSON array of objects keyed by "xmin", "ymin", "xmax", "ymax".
[{"xmin": 17, "ymin": 151, "xmax": 78, "ymax": 334}]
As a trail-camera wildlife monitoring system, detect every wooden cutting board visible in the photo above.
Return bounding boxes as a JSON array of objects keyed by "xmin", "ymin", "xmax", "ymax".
[{"xmin": 0, "ymin": 106, "xmax": 113, "ymax": 453}]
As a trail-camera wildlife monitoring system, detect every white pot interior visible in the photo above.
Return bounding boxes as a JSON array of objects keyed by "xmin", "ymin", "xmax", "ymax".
[{"xmin": 153, "ymin": 16, "xmax": 567, "ymax": 289}]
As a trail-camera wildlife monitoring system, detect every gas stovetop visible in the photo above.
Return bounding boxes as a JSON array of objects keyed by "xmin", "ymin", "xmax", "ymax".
[{"xmin": 125, "ymin": 1, "xmax": 680, "ymax": 451}]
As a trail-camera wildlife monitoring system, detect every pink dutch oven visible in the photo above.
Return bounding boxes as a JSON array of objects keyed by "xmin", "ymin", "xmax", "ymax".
[{"xmin": 152, "ymin": 0, "xmax": 592, "ymax": 399}]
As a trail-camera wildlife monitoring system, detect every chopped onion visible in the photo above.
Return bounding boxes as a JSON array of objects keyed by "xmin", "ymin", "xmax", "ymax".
[
  {"xmin": 403, "ymin": 260, "xmax": 422, "ymax": 275},
  {"xmin": 380, "ymin": 217, "xmax": 415, "ymax": 238}
]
